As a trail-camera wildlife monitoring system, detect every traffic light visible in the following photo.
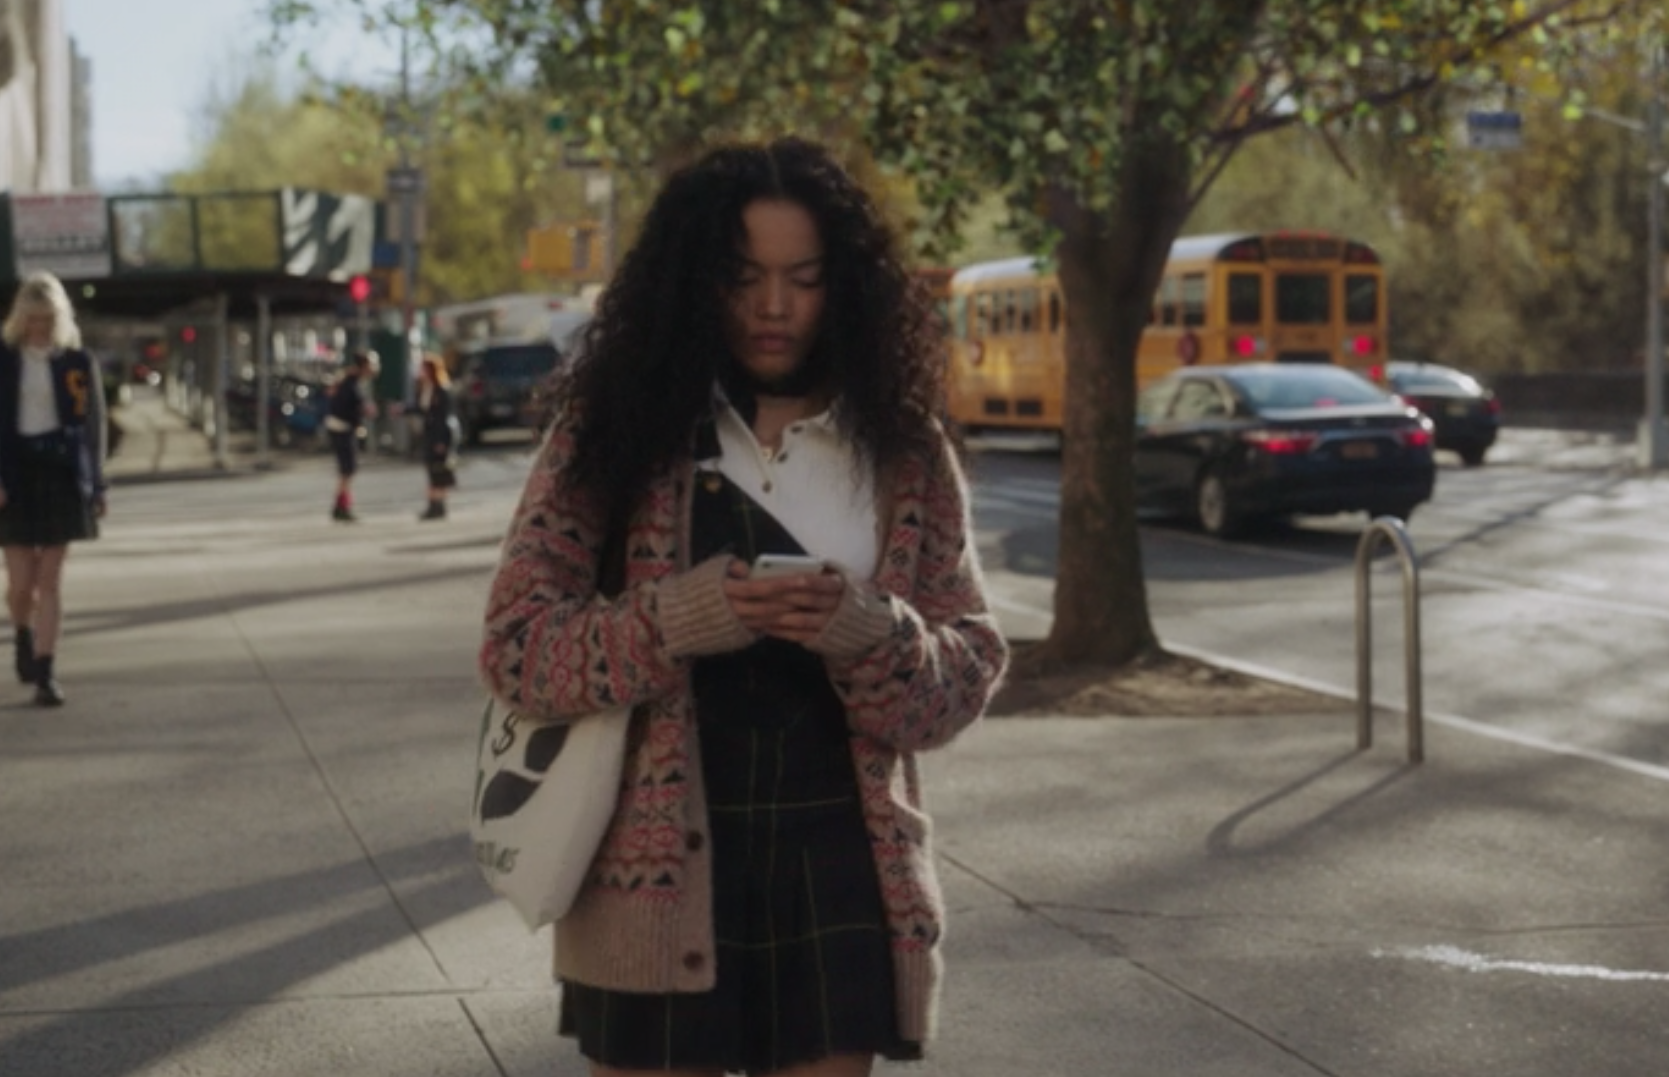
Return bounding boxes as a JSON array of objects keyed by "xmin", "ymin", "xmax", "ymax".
[
  {"xmin": 348, "ymin": 275, "xmax": 372, "ymax": 304},
  {"xmin": 180, "ymin": 326, "xmax": 197, "ymax": 344}
]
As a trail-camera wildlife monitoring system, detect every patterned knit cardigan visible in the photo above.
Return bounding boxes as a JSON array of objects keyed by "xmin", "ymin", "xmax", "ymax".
[{"xmin": 478, "ymin": 414, "xmax": 1009, "ymax": 1044}]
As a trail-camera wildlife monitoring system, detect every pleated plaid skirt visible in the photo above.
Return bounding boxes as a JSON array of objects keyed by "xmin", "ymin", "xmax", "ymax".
[
  {"xmin": 0, "ymin": 452, "xmax": 97, "ymax": 547},
  {"xmin": 558, "ymin": 672, "xmax": 921, "ymax": 1074},
  {"xmin": 558, "ymin": 467, "xmax": 921, "ymax": 1075}
]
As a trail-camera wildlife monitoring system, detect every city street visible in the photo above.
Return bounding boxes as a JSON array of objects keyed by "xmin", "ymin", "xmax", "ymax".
[
  {"xmin": 12, "ymin": 2, "xmax": 1669, "ymax": 1071},
  {"xmin": 965, "ymin": 432, "xmax": 1669, "ymax": 775}
]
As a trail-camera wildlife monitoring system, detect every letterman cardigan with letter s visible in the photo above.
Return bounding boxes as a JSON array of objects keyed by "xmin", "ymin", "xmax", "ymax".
[
  {"xmin": 478, "ymin": 411, "xmax": 1008, "ymax": 1044},
  {"xmin": 0, "ymin": 345, "xmax": 108, "ymax": 502}
]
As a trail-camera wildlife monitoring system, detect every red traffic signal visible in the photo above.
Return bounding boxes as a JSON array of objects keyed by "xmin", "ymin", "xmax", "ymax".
[
  {"xmin": 180, "ymin": 326, "xmax": 197, "ymax": 344},
  {"xmin": 348, "ymin": 275, "xmax": 372, "ymax": 304}
]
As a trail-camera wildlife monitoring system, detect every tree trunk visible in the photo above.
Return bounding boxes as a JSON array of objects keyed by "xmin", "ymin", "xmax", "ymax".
[{"xmin": 1033, "ymin": 137, "xmax": 1195, "ymax": 670}]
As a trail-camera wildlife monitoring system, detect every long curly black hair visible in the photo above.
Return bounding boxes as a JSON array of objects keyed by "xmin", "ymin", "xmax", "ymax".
[{"xmin": 553, "ymin": 137, "xmax": 945, "ymax": 534}]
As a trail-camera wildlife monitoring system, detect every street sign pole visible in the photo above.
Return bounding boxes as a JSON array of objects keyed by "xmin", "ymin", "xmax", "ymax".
[
  {"xmin": 1643, "ymin": 42, "xmax": 1669, "ymax": 470},
  {"xmin": 398, "ymin": 30, "xmax": 419, "ymax": 352}
]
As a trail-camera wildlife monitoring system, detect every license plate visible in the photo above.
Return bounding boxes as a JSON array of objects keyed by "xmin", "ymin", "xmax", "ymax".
[
  {"xmin": 1340, "ymin": 440, "xmax": 1380, "ymax": 460},
  {"xmin": 490, "ymin": 403, "xmax": 515, "ymax": 417},
  {"xmin": 1446, "ymin": 402, "xmax": 1469, "ymax": 417}
]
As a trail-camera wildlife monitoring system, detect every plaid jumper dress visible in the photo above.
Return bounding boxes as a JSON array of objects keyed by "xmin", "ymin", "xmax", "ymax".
[{"xmin": 559, "ymin": 462, "xmax": 921, "ymax": 1074}]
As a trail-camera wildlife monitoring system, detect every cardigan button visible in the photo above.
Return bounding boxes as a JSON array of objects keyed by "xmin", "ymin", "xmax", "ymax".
[
  {"xmin": 685, "ymin": 830, "xmax": 705, "ymax": 852},
  {"xmin": 682, "ymin": 951, "xmax": 706, "ymax": 972}
]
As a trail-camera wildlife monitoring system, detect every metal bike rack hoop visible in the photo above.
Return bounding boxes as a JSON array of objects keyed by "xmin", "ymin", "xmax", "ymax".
[{"xmin": 1354, "ymin": 516, "xmax": 1424, "ymax": 763}]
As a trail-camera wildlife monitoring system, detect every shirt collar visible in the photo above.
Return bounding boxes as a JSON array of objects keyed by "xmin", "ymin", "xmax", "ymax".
[{"xmin": 710, "ymin": 382, "xmax": 839, "ymax": 431}]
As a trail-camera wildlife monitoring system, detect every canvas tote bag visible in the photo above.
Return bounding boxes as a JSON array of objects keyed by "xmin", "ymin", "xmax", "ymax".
[{"xmin": 469, "ymin": 527, "xmax": 629, "ymax": 930}]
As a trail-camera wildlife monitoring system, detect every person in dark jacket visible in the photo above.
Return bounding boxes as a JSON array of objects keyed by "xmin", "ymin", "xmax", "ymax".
[
  {"xmin": 324, "ymin": 349, "xmax": 379, "ymax": 522},
  {"xmin": 0, "ymin": 272, "xmax": 108, "ymax": 706},
  {"xmin": 414, "ymin": 353, "xmax": 458, "ymax": 521}
]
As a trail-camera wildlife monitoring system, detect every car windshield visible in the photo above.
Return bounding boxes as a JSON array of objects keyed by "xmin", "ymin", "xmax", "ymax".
[
  {"xmin": 1231, "ymin": 367, "xmax": 1390, "ymax": 410},
  {"xmin": 1390, "ymin": 366, "xmax": 1481, "ymax": 393},
  {"xmin": 477, "ymin": 345, "xmax": 559, "ymax": 378}
]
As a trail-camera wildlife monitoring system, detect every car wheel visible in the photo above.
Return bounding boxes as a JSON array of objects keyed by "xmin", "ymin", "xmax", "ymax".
[
  {"xmin": 1457, "ymin": 444, "xmax": 1487, "ymax": 467},
  {"xmin": 1195, "ymin": 469, "xmax": 1245, "ymax": 539}
]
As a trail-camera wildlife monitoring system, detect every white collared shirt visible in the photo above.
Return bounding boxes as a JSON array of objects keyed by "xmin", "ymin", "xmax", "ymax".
[
  {"xmin": 707, "ymin": 399, "xmax": 879, "ymax": 579},
  {"xmin": 18, "ymin": 346, "xmax": 58, "ymax": 436}
]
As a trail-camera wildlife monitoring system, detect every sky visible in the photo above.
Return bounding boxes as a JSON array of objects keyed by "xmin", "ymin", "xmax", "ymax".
[{"xmin": 63, "ymin": 0, "xmax": 401, "ymax": 189}]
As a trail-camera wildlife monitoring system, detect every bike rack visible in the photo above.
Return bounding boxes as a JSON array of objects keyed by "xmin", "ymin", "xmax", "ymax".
[{"xmin": 1354, "ymin": 517, "xmax": 1424, "ymax": 763}]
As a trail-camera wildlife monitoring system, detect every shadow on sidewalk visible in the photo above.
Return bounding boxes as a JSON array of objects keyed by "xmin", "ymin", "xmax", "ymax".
[
  {"xmin": 60, "ymin": 565, "xmax": 486, "ymax": 641},
  {"xmin": 0, "ymin": 835, "xmax": 488, "ymax": 1076}
]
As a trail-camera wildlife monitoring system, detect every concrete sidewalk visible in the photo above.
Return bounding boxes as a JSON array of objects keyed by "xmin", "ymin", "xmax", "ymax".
[
  {"xmin": 2, "ymin": 440, "xmax": 1666, "ymax": 1075},
  {"xmin": 103, "ymin": 388, "xmax": 259, "ymax": 484},
  {"xmin": 104, "ymin": 387, "xmax": 416, "ymax": 485}
]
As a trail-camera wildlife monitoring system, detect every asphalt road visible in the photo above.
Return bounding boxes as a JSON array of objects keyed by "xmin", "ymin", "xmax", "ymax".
[{"xmin": 963, "ymin": 428, "xmax": 1669, "ymax": 776}]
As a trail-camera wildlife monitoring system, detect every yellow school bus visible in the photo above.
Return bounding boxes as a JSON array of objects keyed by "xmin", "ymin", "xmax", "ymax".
[{"xmin": 945, "ymin": 231, "xmax": 1389, "ymax": 432}]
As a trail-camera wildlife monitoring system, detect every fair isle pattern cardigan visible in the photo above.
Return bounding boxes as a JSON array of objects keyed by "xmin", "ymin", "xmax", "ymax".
[{"xmin": 478, "ymin": 413, "xmax": 1009, "ymax": 1044}]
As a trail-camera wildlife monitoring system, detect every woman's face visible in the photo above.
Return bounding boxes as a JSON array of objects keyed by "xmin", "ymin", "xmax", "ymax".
[
  {"xmin": 20, "ymin": 312, "xmax": 54, "ymax": 348},
  {"xmin": 724, "ymin": 199, "xmax": 827, "ymax": 390}
]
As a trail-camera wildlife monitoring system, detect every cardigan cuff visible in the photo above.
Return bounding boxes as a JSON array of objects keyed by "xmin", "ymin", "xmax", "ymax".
[
  {"xmin": 656, "ymin": 555, "xmax": 756, "ymax": 658},
  {"xmin": 806, "ymin": 579, "xmax": 897, "ymax": 661}
]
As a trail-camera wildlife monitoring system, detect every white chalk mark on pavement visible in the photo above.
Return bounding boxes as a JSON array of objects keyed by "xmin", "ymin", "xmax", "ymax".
[{"xmin": 1380, "ymin": 945, "xmax": 1669, "ymax": 983}]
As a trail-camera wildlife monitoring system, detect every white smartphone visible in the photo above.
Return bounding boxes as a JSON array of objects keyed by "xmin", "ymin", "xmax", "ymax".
[{"xmin": 750, "ymin": 553, "xmax": 825, "ymax": 579}]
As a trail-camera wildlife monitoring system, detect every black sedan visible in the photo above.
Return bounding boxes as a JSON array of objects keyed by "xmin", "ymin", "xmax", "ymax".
[
  {"xmin": 1382, "ymin": 360, "xmax": 1500, "ymax": 466},
  {"xmin": 1135, "ymin": 364, "xmax": 1437, "ymax": 538}
]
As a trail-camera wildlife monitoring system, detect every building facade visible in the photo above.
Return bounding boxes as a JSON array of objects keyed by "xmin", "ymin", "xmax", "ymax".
[
  {"xmin": 0, "ymin": 0, "xmax": 77, "ymax": 193},
  {"xmin": 70, "ymin": 36, "xmax": 90, "ymax": 188}
]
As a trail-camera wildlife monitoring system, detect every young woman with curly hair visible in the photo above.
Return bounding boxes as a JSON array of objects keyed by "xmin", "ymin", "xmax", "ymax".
[{"xmin": 480, "ymin": 137, "xmax": 1009, "ymax": 1077}]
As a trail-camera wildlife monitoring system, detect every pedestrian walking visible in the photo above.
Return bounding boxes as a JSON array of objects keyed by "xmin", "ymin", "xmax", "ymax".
[
  {"xmin": 0, "ymin": 272, "xmax": 108, "ymax": 707},
  {"xmin": 479, "ymin": 137, "xmax": 1009, "ymax": 1077},
  {"xmin": 414, "ymin": 353, "xmax": 458, "ymax": 521},
  {"xmin": 324, "ymin": 349, "xmax": 379, "ymax": 523}
]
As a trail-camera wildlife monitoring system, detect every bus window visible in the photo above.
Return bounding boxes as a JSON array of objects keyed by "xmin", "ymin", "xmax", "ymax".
[
  {"xmin": 973, "ymin": 292, "xmax": 991, "ymax": 337},
  {"xmin": 1181, "ymin": 273, "xmax": 1207, "ymax": 327},
  {"xmin": 1017, "ymin": 289, "xmax": 1038, "ymax": 332},
  {"xmin": 1275, "ymin": 273, "xmax": 1330, "ymax": 325},
  {"xmin": 1001, "ymin": 291, "xmax": 1017, "ymax": 334},
  {"xmin": 1048, "ymin": 291, "xmax": 1062, "ymax": 332},
  {"xmin": 1228, "ymin": 273, "xmax": 1263, "ymax": 325},
  {"xmin": 1159, "ymin": 276, "xmax": 1181, "ymax": 327},
  {"xmin": 951, "ymin": 294, "xmax": 968, "ymax": 339},
  {"xmin": 1345, "ymin": 274, "xmax": 1379, "ymax": 324}
]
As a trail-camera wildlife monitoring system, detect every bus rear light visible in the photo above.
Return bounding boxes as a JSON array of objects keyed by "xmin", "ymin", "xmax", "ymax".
[
  {"xmin": 1243, "ymin": 430, "xmax": 1319, "ymax": 455},
  {"xmin": 1233, "ymin": 334, "xmax": 1263, "ymax": 357},
  {"xmin": 1351, "ymin": 335, "xmax": 1376, "ymax": 357}
]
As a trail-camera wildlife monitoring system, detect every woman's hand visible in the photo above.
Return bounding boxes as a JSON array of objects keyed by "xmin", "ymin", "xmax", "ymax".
[{"xmin": 720, "ymin": 559, "xmax": 845, "ymax": 644}]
